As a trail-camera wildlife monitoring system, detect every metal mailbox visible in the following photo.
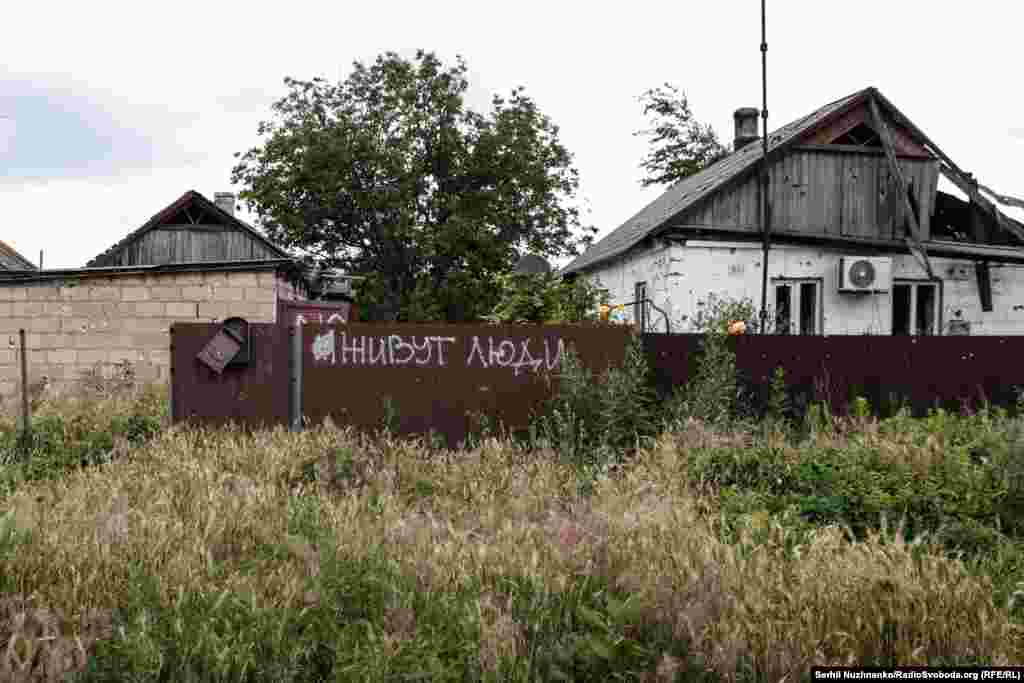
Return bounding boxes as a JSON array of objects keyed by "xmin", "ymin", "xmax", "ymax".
[{"xmin": 196, "ymin": 317, "xmax": 252, "ymax": 373}]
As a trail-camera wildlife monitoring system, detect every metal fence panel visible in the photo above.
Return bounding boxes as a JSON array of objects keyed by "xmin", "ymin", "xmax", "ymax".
[
  {"xmin": 171, "ymin": 322, "xmax": 289, "ymax": 429},
  {"xmin": 300, "ymin": 323, "xmax": 634, "ymax": 446}
]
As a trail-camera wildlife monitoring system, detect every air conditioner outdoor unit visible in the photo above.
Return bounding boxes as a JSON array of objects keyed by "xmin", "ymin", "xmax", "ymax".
[{"xmin": 837, "ymin": 256, "xmax": 891, "ymax": 293}]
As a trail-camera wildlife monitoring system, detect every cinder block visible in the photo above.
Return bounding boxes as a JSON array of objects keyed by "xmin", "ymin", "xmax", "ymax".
[
  {"xmin": 0, "ymin": 365, "xmax": 22, "ymax": 381},
  {"xmin": 32, "ymin": 318, "xmax": 59, "ymax": 333},
  {"xmin": 129, "ymin": 332, "xmax": 168, "ymax": 349},
  {"xmin": 42, "ymin": 334, "xmax": 71, "ymax": 349},
  {"xmin": 197, "ymin": 302, "xmax": 228, "ymax": 320},
  {"xmin": 181, "ymin": 285, "xmax": 213, "ymax": 301},
  {"xmin": 227, "ymin": 272, "xmax": 260, "ymax": 287},
  {"xmin": 211, "ymin": 286, "xmax": 244, "ymax": 301},
  {"xmin": 166, "ymin": 302, "xmax": 197, "ymax": 318},
  {"xmin": 69, "ymin": 302, "xmax": 102, "ymax": 317},
  {"xmin": 0, "ymin": 287, "xmax": 28, "ymax": 301},
  {"xmin": 90, "ymin": 286, "xmax": 121, "ymax": 302},
  {"xmin": 243, "ymin": 286, "xmax": 275, "ymax": 303},
  {"xmin": 0, "ymin": 350, "xmax": 14, "ymax": 365},
  {"xmin": 131, "ymin": 318, "xmax": 174, "ymax": 333},
  {"xmin": 227, "ymin": 302, "xmax": 274, "ymax": 320},
  {"xmin": 133, "ymin": 302, "xmax": 165, "ymax": 317},
  {"xmin": 175, "ymin": 273, "xmax": 207, "ymax": 285},
  {"xmin": 122, "ymin": 287, "xmax": 151, "ymax": 302},
  {"xmin": 61, "ymin": 318, "xmax": 92, "ymax": 334},
  {"xmin": 78, "ymin": 349, "xmax": 108, "ymax": 365},
  {"xmin": 70, "ymin": 285, "xmax": 99, "ymax": 301},
  {"xmin": 47, "ymin": 349, "xmax": 76, "ymax": 364},
  {"xmin": 46, "ymin": 302, "xmax": 72, "ymax": 316},
  {"xmin": 27, "ymin": 285, "xmax": 61, "ymax": 302},
  {"xmin": 12, "ymin": 302, "xmax": 44, "ymax": 317},
  {"xmin": 74, "ymin": 332, "xmax": 113, "ymax": 350},
  {"xmin": 149, "ymin": 349, "xmax": 170, "ymax": 365},
  {"xmin": 258, "ymin": 272, "xmax": 280, "ymax": 287},
  {"xmin": 133, "ymin": 363, "xmax": 160, "ymax": 381},
  {"xmin": 108, "ymin": 349, "xmax": 141, "ymax": 364},
  {"xmin": 150, "ymin": 286, "xmax": 182, "ymax": 301}
]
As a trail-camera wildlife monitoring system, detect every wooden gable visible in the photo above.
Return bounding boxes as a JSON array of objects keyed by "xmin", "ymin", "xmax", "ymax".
[
  {"xmin": 676, "ymin": 96, "xmax": 939, "ymax": 245},
  {"xmin": 88, "ymin": 191, "xmax": 290, "ymax": 268},
  {"xmin": 802, "ymin": 100, "xmax": 931, "ymax": 158}
]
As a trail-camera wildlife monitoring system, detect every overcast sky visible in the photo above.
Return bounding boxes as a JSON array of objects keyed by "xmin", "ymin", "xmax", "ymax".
[{"xmin": 2, "ymin": 0, "xmax": 1022, "ymax": 269}]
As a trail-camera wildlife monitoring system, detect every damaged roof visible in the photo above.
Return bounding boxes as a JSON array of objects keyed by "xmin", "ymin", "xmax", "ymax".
[
  {"xmin": 86, "ymin": 190, "xmax": 292, "ymax": 268},
  {"xmin": 562, "ymin": 86, "xmax": 1021, "ymax": 275},
  {"xmin": 0, "ymin": 240, "xmax": 38, "ymax": 271}
]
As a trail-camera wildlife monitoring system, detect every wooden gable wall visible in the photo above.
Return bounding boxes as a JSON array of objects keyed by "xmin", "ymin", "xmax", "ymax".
[
  {"xmin": 108, "ymin": 226, "xmax": 283, "ymax": 267},
  {"xmin": 677, "ymin": 101, "xmax": 940, "ymax": 243}
]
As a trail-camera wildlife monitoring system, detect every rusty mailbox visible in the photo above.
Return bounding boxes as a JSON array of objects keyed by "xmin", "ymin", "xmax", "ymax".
[{"xmin": 196, "ymin": 317, "xmax": 252, "ymax": 374}]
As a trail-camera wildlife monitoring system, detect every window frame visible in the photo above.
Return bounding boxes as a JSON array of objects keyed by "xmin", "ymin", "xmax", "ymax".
[
  {"xmin": 771, "ymin": 277, "xmax": 824, "ymax": 335},
  {"xmin": 891, "ymin": 279, "xmax": 942, "ymax": 336}
]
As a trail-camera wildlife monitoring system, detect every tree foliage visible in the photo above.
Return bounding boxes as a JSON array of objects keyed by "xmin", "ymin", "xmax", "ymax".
[
  {"xmin": 484, "ymin": 272, "xmax": 610, "ymax": 324},
  {"xmin": 232, "ymin": 50, "xmax": 596, "ymax": 321},
  {"xmin": 634, "ymin": 84, "xmax": 730, "ymax": 189}
]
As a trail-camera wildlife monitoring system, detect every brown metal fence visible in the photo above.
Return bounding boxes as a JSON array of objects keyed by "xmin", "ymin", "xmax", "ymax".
[
  {"xmin": 171, "ymin": 322, "xmax": 1024, "ymax": 444},
  {"xmin": 171, "ymin": 322, "xmax": 634, "ymax": 445},
  {"xmin": 643, "ymin": 333, "xmax": 1024, "ymax": 418}
]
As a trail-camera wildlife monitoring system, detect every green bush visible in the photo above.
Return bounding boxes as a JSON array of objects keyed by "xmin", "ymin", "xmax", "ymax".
[
  {"xmin": 675, "ymin": 293, "xmax": 758, "ymax": 428},
  {"xmin": 484, "ymin": 271, "xmax": 610, "ymax": 325},
  {"xmin": 532, "ymin": 333, "xmax": 658, "ymax": 481}
]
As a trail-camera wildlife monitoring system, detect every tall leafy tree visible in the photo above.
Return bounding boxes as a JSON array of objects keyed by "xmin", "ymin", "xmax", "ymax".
[
  {"xmin": 634, "ymin": 84, "xmax": 730, "ymax": 188},
  {"xmin": 232, "ymin": 50, "xmax": 596, "ymax": 321}
]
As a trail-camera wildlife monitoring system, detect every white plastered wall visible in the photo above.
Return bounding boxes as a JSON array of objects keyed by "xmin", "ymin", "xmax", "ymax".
[{"xmin": 581, "ymin": 240, "xmax": 1024, "ymax": 335}]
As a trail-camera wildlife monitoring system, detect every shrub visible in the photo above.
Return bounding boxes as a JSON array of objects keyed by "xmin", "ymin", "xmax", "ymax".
[
  {"xmin": 484, "ymin": 271, "xmax": 610, "ymax": 325},
  {"xmin": 674, "ymin": 293, "xmax": 758, "ymax": 427}
]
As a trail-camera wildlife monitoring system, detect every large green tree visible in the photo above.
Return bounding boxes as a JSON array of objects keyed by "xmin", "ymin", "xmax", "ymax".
[
  {"xmin": 634, "ymin": 84, "xmax": 730, "ymax": 188},
  {"xmin": 232, "ymin": 50, "xmax": 596, "ymax": 321}
]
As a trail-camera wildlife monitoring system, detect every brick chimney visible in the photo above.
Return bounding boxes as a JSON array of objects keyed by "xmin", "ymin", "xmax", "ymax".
[
  {"xmin": 214, "ymin": 192, "xmax": 236, "ymax": 217},
  {"xmin": 733, "ymin": 108, "xmax": 760, "ymax": 151}
]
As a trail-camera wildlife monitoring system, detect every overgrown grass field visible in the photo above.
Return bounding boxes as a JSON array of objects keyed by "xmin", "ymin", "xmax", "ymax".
[{"xmin": 1, "ymin": 319, "xmax": 1023, "ymax": 681}]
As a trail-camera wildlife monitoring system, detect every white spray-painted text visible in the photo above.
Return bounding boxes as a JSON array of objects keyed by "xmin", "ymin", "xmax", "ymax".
[{"xmin": 311, "ymin": 332, "xmax": 564, "ymax": 375}]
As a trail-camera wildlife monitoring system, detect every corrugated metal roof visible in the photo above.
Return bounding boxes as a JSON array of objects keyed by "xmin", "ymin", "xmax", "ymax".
[
  {"xmin": 562, "ymin": 86, "xmax": 874, "ymax": 275},
  {"xmin": 86, "ymin": 190, "xmax": 292, "ymax": 267},
  {"xmin": 0, "ymin": 240, "xmax": 38, "ymax": 271}
]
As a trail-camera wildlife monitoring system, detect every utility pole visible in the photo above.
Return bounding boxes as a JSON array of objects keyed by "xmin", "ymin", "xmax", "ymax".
[{"xmin": 758, "ymin": 0, "xmax": 771, "ymax": 334}]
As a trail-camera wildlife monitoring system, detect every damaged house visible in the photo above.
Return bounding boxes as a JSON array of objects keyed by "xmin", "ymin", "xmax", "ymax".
[{"xmin": 563, "ymin": 86, "xmax": 1024, "ymax": 336}]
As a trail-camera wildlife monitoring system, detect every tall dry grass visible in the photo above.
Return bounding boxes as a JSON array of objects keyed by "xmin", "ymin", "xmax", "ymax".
[{"xmin": 1, "ymin": 409, "xmax": 1020, "ymax": 680}]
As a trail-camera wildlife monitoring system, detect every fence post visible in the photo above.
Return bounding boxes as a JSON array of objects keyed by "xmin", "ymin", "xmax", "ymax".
[
  {"xmin": 289, "ymin": 321, "xmax": 303, "ymax": 431},
  {"xmin": 168, "ymin": 325, "xmax": 175, "ymax": 423},
  {"xmin": 18, "ymin": 328, "xmax": 30, "ymax": 451}
]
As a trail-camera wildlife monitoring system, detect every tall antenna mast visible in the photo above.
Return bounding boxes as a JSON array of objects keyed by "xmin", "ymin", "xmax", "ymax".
[{"xmin": 758, "ymin": 0, "xmax": 771, "ymax": 334}]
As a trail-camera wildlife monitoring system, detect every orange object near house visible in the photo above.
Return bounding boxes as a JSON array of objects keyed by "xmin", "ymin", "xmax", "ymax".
[{"xmin": 728, "ymin": 320, "xmax": 746, "ymax": 335}]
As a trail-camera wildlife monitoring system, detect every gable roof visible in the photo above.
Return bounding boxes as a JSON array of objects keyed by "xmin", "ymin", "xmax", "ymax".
[
  {"xmin": 0, "ymin": 240, "xmax": 38, "ymax": 271},
  {"xmin": 562, "ymin": 86, "xmax": 950, "ymax": 275},
  {"xmin": 86, "ymin": 190, "xmax": 292, "ymax": 267}
]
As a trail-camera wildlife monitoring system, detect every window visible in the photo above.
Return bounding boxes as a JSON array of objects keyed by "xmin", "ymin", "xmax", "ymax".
[
  {"xmin": 892, "ymin": 281, "xmax": 939, "ymax": 335},
  {"xmin": 773, "ymin": 279, "xmax": 821, "ymax": 334},
  {"xmin": 634, "ymin": 282, "xmax": 647, "ymax": 332}
]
